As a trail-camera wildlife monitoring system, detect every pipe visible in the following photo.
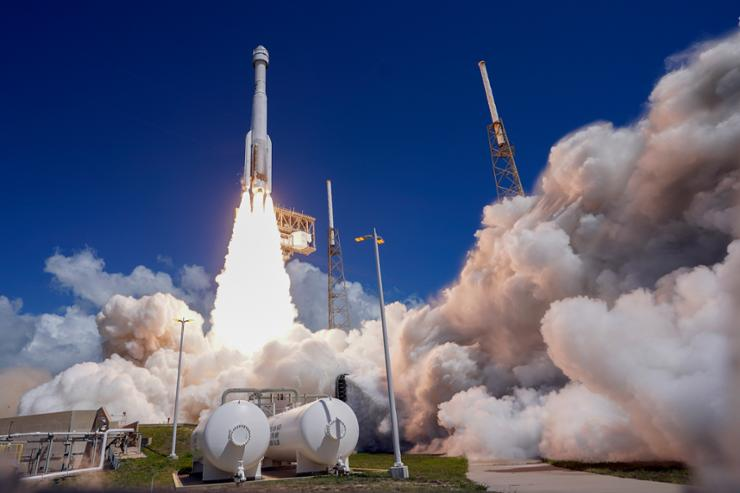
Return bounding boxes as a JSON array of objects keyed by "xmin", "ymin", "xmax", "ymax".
[
  {"xmin": 221, "ymin": 387, "xmax": 299, "ymax": 405},
  {"xmin": 20, "ymin": 429, "xmax": 132, "ymax": 481},
  {"xmin": 1, "ymin": 431, "xmax": 102, "ymax": 440},
  {"xmin": 302, "ymin": 394, "xmax": 330, "ymax": 403},
  {"xmin": 44, "ymin": 437, "xmax": 53, "ymax": 473}
]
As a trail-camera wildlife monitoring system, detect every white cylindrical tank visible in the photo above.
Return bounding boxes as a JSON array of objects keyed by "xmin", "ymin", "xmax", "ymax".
[
  {"xmin": 192, "ymin": 400, "xmax": 270, "ymax": 481},
  {"xmin": 265, "ymin": 397, "xmax": 359, "ymax": 474}
]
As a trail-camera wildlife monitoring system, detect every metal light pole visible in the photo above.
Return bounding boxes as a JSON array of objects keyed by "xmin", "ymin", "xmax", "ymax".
[
  {"xmin": 169, "ymin": 317, "xmax": 192, "ymax": 460},
  {"xmin": 356, "ymin": 229, "xmax": 409, "ymax": 479}
]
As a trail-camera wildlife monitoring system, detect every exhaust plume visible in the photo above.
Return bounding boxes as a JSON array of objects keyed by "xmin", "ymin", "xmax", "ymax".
[{"xmin": 209, "ymin": 191, "xmax": 296, "ymax": 353}]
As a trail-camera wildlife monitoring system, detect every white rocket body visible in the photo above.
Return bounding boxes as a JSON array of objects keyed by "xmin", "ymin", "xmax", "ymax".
[{"xmin": 243, "ymin": 45, "xmax": 272, "ymax": 208}]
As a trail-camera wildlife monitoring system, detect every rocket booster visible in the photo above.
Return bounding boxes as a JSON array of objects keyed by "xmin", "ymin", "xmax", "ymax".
[{"xmin": 243, "ymin": 45, "xmax": 272, "ymax": 209}]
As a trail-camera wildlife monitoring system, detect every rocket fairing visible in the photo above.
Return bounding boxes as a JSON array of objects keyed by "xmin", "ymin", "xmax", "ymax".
[{"xmin": 243, "ymin": 45, "xmax": 272, "ymax": 210}]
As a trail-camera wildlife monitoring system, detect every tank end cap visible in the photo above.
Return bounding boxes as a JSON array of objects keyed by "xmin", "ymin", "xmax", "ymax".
[
  {"xmin": 229, "ymin": 424, "xmax": 251, "ymax": 447},
  {"xmin": 326, "ymin": 418, "xmax": 347, "ymax": 440}
]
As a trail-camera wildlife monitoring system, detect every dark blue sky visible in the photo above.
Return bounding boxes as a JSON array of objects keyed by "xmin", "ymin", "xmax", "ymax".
[{"xmin": 1, "ymin": 1, "xmax": 737, "ymax": 314}]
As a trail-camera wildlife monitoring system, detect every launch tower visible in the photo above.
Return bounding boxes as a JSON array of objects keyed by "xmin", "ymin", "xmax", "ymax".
[
  {"xmin": 478, "ymin": 61, "xmax": 524, "ymax": 199},
  {"xmin": 326, "ymin": 180, "xmax": 351, "ymax": 331}
]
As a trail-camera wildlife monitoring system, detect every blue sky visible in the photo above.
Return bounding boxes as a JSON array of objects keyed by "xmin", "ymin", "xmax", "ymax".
[{"xmin": 1, "ymin": 1, "xmax": 737, "ymax": 314}]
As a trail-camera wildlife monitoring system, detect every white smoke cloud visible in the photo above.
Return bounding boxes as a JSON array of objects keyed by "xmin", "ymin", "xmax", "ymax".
[
  {"xmin": 542, "ymin": 241, "xmax": 739, "ymax": 463},
  {"xmin": 97, "ymin": 293, "xmax": 208, "ymax": 363},
  {"xmin": 20, "ymin": 355, "xmax": 172, "ymax": 422},
  {"xmin": 19, "ymin": 294, "xmax": 397, "ymax": 425},
  {"xmin": 437, "ymin": 383, "xmax": 654, "ymax": 462},
  {"xmin": 538, "ymin": 384, "xmax": 653, "ymax": 462},
  {"xmin": 286, "ymin": 259, "xmax": 379, "ymax": 331},
  {"xmin": 437, "ymin": 386, "xmax": 545, "ymax": 461}
]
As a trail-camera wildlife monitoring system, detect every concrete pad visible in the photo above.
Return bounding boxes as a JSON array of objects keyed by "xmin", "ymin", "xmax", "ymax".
[{"xmin": 467, "ymin": 461, "xmax": 687, "ymax": 493}]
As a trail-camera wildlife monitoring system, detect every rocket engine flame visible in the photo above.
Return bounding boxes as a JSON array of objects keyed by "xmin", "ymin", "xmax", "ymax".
[{"xmin": 209, "ymin": 191, "xmax": 296, "ymax": 353}]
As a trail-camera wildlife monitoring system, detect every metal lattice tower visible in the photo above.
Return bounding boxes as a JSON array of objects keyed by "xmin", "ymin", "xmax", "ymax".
[
  {"xmin": 326, "ymin": 180, "xmax": 352, "ymax": 331},
  {"xmin": 479, "ymin": 61, "xmax": 524, "ymax": 200}
]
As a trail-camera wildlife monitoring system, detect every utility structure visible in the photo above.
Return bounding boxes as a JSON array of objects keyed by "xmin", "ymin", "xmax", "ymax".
[
  {"xmin": 326, "ymin": 180, "xmax": 351, "ymax": 331},
  {"xmin": 355, "ymin": 231, "xmax": 409, "ymax": 480},
  {"xmin": 478, "ymin": 61, "xmax": 524, "ymax": 199},
  {"xmin": 169, "ymin": 317, "xmax": 192, "ymax": 460}
]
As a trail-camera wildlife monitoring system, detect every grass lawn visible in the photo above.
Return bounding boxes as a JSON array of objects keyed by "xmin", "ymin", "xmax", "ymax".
[
  {"xmin": 56, "ymin": 424, "xmax": 484, "ymax": 491},
  {"xmin": 547, "ymin": 459, "xmax": 692, "ymax": 485}
]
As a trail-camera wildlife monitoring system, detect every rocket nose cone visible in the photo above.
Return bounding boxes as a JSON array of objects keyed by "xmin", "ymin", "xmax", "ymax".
[{"xmin": 252, "ymin": 45, "xmax": 269, "ymax": 66}]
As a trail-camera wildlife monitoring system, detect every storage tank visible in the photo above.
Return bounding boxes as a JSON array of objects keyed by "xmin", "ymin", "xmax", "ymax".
[
  {"xmin": 265, "ymin": 397, "xmax": 359, "ymax": 474},
  {"xmin": 191, "ymin": 400, "xmax": 270, "ymax": 482}
]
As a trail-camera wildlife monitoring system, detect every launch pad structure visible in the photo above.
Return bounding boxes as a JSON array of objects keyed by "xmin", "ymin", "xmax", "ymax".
[{"xmin": 274, "ymin": 205, "xmax": 316, "ymax": 260}]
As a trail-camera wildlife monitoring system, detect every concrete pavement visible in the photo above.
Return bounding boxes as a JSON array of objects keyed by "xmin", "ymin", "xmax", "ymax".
[{"xmin": 467, "ymin": 461, "xmax": 686, "ymax": 493}]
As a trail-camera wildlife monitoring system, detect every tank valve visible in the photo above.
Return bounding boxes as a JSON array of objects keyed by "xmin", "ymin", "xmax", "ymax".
[
  {"xmin": 234, "ymin": 460, "xmax": 246, "ymax": 483},
  {"xmin": 330, "ymin": 458, "xmax": 350, "ymax": 476}
]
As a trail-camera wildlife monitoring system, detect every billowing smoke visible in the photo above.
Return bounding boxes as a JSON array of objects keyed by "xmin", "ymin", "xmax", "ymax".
[
  {"xmin": 10, "ymin": 30, "xmax": 740, "ymax": 476},
  {"xmin": 387, "ymin": 30, "xmax": 740, "ymax": 465},
  {"xmin": 97, "ymin": 293, "xmax": 208, "ymax": 363}
]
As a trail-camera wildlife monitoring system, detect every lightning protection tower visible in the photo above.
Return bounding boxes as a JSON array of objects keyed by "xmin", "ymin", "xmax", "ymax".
[
  {"xmin": 478, "ymin": 61, "xmax": 524, "ymax": 199},
  {"xmin": 326, "ymin": 180, "xmax": 352, "ymax": 331}
]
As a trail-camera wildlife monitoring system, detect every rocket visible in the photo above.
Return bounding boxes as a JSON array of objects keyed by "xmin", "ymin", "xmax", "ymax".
[{"xmin": 243, "ymin": 45, "xmax": 272, "ymax": 210}]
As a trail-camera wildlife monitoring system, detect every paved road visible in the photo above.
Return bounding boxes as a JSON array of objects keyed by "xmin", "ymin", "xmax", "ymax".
[{"xmin": 468, "ymin": 461, "xmax": 686, "ymax": 493}]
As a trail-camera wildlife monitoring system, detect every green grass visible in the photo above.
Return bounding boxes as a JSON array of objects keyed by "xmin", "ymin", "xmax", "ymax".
[
  {"xmin": 347, "ymin": 453, "xmax": 483, "ymax": 491},
  {"xmin": 352, "ymin": 453, "xmax": 473, "ymax": 483},
  {"xmin": 59, "ymin": 424, "xmax": 483, "ymax": 491},
  {"xmin": 106, "ymin": 423, "xmax": 195, "ymax": 487},
  {"xmin": 547, "ymin": 460, "xmax": 691, "ymax": 485}
]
